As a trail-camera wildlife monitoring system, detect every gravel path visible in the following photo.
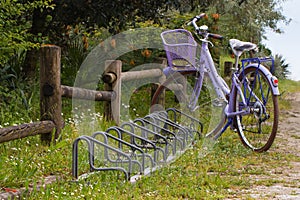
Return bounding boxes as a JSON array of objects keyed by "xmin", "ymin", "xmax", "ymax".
[{"xmin": 239, "ymin": 93, "xmax": 300, "ymax": 199}]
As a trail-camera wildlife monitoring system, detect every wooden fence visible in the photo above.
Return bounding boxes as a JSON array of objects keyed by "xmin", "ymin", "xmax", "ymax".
[{"xmin": 0, "ymin": 45, "xmax": 166, "ymax": 144}]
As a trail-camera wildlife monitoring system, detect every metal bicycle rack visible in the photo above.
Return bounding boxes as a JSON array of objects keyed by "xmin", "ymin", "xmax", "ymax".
[{"xmin": 72, "ymin": 108, "xmax": 203, "ymax": 182}]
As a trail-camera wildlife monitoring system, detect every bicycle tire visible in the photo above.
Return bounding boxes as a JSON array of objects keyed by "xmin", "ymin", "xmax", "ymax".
[
  {"xmin": 233, "ymin": 66, "xmax": 279, "ymax": 152},
  {"xmin": 151, "ymin": 70, "xmax": 225, "ymax": 137}
]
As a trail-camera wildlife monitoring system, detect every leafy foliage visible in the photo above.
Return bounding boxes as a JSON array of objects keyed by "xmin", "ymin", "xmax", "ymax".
[
  {"xmin": 0, "ymin": 49, "xmax": 40, "ymax": 126},
  {"xmin": 1, "ymin": 0, "xmax": 291, "ymax": 79},
  {"xmin": 48, "ymin": 0, "xmax": 204, "ymax": 34},
  {"xmin": 0, "ymin": 0, "xmax": 53, "ymax": 66},
  {"xmin": 205, "ymin": 0, "xmax": 290, "ymax": 42},
  {"xmin": 273, "ymin": 54, "xmax": 290, "ymax": 79}
]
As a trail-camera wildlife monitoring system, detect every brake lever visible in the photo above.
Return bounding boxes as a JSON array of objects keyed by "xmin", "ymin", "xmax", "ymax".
[{"xmin": 200, "ymin": 39, "xmax": 214, "ymax": 47}]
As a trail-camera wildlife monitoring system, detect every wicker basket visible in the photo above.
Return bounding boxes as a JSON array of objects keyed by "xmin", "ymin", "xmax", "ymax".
[{"xmin": 161, "ymin": 29, "xmax": 197, "ymax": 70}]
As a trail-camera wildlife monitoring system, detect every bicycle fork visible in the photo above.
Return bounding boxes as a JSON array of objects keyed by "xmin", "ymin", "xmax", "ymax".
[{"xmin": 188, "ymin": 71, "xmax": 204, "ymax": 111}]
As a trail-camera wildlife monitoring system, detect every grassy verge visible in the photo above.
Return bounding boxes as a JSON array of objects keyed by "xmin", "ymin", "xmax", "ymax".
[
  {"xmin": 278, "ymin": 79, "xmax": 300, "ymax": 110},
  {"xmin": 9, "ymin": 131, "xmax": 298, "ymax": 200},
  {"xmin": 1, "ymin": 79, "xmax": 300, "ymax": 199}
]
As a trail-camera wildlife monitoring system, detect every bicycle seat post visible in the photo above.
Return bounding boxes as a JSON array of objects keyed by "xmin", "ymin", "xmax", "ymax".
[{"xmin": 233, "ymin": 56, "xmax": 240, "ymax": 72}]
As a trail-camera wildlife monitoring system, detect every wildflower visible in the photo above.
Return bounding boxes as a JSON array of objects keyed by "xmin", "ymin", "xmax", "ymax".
[
  {"xmin": 65, "ymin": 25, "xmax": 71, "ymax": 36},
  {"xmin": 82, "ymin": 35, "xmax": 89, "ymax": 50},
  {"xmin": 66, "ymin": 25, "xmax": 72, "ymax": 31},
  {"xmin": 141, "ymin": 49, "xmax": 152, "ymax": 58},
  {"xmin": 130, "ymin": 59, "xmax": 135, "ymax": 66},
  {"xmin": 212, "ymin": 13, "xmax": 220, "ymax": 21},
  {"xmin": 74, "ymin": 25, "xmax": 79, "ymax": 34}
]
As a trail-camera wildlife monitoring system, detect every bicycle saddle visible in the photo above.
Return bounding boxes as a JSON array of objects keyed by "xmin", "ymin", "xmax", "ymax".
[{"xmin": 229, "ymin": 39, "xmax": 258, "ymax": 57}]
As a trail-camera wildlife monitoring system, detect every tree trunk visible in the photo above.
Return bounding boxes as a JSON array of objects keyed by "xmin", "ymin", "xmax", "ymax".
[{"xmin": 23, "ymin": 8, "xmax": 48, "ymax": 78}]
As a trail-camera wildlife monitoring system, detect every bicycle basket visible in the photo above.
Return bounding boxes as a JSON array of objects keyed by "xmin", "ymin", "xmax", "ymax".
[{"xmin": 161, "ymin": 29, "xmax": 197, "ymax": 70}]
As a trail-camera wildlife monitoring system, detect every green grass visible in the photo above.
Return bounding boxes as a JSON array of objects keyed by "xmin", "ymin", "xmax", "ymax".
[
  {"xmin": 1, "ymin": 79, "xmax": 300, "ymax": 199},
  {"xmin": 278, "ymin": 79, "xmax": 300, "ymax": 110},
  {"xmin": 0, "ymin": 126, "xmax": 297, "ymax": 199},
  {"xmin": 279, "ymin": 79, "xmax": 300, "ymax": 93}
]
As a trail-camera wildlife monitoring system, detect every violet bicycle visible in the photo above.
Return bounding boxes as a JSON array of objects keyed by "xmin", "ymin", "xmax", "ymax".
[{"xmin": 151, "ymin": 13, "xmax": 279, "ymax": 152}]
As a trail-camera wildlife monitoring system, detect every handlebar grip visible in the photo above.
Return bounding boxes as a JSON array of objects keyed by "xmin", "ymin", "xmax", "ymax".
[
  {"xmin": 187, "ymin": 13, "xmax": 206, "ymax": 26},
  {"xmin": 198, "ymin": 13, "xmax": 207, "ymax": 18},
  {"xmin": 195, "ymin": 13, "xmax": 207, "ymax": 22},
  {"xmin": 208, "ymin": 33, "xmax": 223, "ymax": 40}
]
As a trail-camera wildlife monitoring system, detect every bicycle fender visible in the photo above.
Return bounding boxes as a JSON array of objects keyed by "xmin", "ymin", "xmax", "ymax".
[{"xmin": 243, "ymin": 64, "xmax": 280, "ymax": 96}]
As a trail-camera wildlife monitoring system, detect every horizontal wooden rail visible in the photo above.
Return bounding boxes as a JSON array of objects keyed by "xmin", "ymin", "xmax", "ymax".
[
  {"xmin": 0, "ymin": 121, "xmax": 55, "ymax": 143},
  {"xmin": 121, "ymin": 68, "xmax": 163, "ymax": 82},
  {"xmin": 61, "ymin": 85, "xmax": 115, "ymax": 101}
]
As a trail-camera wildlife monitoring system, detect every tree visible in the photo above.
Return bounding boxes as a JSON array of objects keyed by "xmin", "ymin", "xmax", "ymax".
[
  {"xmin": 0, "ymin": 0, "xmax": 53, "ymax": 67},
  {"xmin": 273, "ymin": 54, "xmax": 290, "ymax": 79},
  {"xmin": 1, "ymin": 0, "xmax": 290, "ymax": 78},
  {"xmin": 22, "ymin": 0, "xmax": 215, "ymax": 77},
  {"xmin": 205, "ymin": 0, "xmax": 290, "ymax": 43}
]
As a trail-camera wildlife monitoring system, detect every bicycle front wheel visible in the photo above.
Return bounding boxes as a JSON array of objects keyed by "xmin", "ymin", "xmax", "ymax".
[
  {"xmin": 151, "ymin": 71, "xmax": 225, "ymax": 137},
  {"xmin": 234, "ymin": 66, "xmax": 279, "ymax": 152}
]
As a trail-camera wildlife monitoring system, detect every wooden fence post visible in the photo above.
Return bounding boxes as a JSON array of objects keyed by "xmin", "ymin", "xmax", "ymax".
[
  {"xmin": 40, "ymin": 45, "xmax": 64, "ymax": 145},
  {"xmin": 103, "ymin": 60, "xmax": 122, "ymax": 125},
  {"xmin": 224, "ymin": 61, "xmax": 233, "ymax": 77}
]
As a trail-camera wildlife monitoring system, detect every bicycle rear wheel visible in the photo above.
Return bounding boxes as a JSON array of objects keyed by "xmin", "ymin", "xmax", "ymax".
[
  {"xmin": 234, "ymin": 67, "xmax": 279, "ymax": 152},
  {"xmin": 151, "ymin": 71, "xmax": 225, "ymax": 137}
]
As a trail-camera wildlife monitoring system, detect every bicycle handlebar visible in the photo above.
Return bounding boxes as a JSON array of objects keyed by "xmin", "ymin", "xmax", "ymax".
[
  {"xmin": 187, "ymin": 13, "xmax": 223, "ymax": 40},
  {"xmin": 208, "ymin": 33, "xmax": 224, "ymax": 40},
  {"xmin": 187, "ymin": 13, "xmax": 207, "ymax": 26}
]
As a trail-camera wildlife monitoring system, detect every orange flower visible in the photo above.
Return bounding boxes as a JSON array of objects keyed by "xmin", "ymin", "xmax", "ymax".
[
  {"xmin": 74, "ymin": 25, "xmax": 79, "ymax": 34},
  {"xmin": 130, "ymin": 59, "xmax": 135, "ymax": 66},
  {"xmin": 65, "ymin": 25, "xmax": 72, "ymax": 37},
  {"xmin": 141, "ymin": 49, "xmax": 152, "ymax": 58},
  {"xmin": 110, "ymin": 39, "xmax": 116, "ymax": 48},
  {"xmin": 84, "ymin": 42, "xmax": 89, "ymax": 50},
  {"xmin": 82, "ymin": 35, "xmax": 89, "ymax": 50},
  {"xmin": 212, "ymin": 13, "xmax": 220, "ymax": 21},
  {"xmin": 66, "ymin": 25, "xmax": 72, "ymax": 31}
]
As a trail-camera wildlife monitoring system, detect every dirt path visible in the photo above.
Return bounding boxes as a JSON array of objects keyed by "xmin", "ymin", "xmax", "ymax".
[{"xmin": 239, "ymin": 93, "xmax": 300, "ymax": 199}]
